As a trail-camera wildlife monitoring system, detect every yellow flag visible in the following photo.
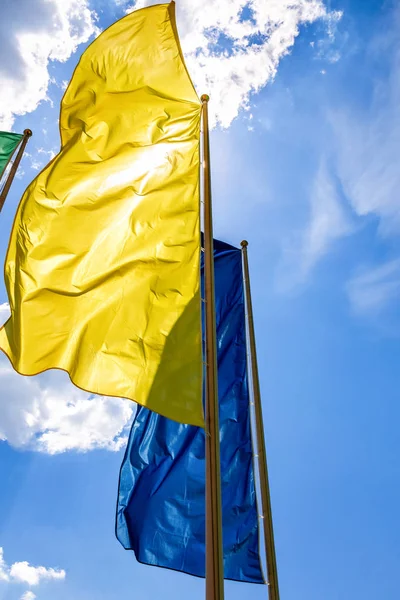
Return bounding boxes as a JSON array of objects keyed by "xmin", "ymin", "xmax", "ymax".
[{"xmin": 0, "ymin": 2, "xmax": 203, "ymax": 427}]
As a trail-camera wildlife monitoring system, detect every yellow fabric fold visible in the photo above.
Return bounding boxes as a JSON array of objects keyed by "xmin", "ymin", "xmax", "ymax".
[{"xmin": 0, "ymin": 2, "xmax": 203, "ymax": 427}]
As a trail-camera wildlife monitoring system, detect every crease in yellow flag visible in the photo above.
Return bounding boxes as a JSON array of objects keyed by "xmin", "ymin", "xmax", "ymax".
[{"xmin": 0, "ymin": 1, "xmax": 204, "ymax": 427}]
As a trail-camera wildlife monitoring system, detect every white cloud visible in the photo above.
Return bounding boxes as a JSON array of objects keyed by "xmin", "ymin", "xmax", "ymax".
[
  {"xmin": 0, "ymin": 303, "xmax": 10, "ymax": 323},
  {"xmin": 347, "ymin": 259, "xmax": 400, "ymax": 315},
  {"xmin": 125, "ymin": 0, "xmax": 342, "ymax": 127},
  {"xmin": 0, "ymin": 305, "xmax": 133, "ymax": 454},
  {"xmin": 10, "ymin": 562, "xmax": 65, "ymax": 586},
  {"xmin": 21, "ymin": 592, "xmax": 36, "ymax": 600},
  {"xmin": 0, "ymin": 547, "xmax": 64, "ymax": 589},
  {"xmin": 0, "ymin": 548, "xmax": 9, "ymax": 582},
  {"xmin": 0, "ymin": 0, "xmax": 99, "ymax": 129},
  {"xmin": 0, "ymin": 360, "xmax": 133, "ymax": 454},
  {"xmin": 277, "ymin": 161, "xmax": 352, "ymax": 290},
  {"xmin": 0, "ymin": 0, "xmax": 341, "ymax": 129}
]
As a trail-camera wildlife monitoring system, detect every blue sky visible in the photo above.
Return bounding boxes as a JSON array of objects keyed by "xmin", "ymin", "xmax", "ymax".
[{"xmin": 1, "ymin": 0, "xmax": 400, "ymax": 599}]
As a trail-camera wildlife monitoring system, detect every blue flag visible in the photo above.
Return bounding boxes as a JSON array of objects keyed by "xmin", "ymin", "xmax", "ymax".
[{"xmin": 116, "ymin": 239, "xmax": 264, "ymax": 584}]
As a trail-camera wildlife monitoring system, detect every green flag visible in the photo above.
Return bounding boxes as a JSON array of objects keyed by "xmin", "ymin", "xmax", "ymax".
[{"xmin": 0, "ymin": 132, "xmax": 23, "ymax": 180}]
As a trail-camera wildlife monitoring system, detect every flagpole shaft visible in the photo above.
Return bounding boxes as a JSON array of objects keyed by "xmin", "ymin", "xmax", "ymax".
[
  {"xmin": 241, "ymin": 241, "xmax": 280, "ymax": 600},
  {"xmin": 0, "ymin": 129, "xmax": 32, "ymax": 212},
  {"xmin": 201, "ymin": 94, "xmax": 224, "ymax": 600}
]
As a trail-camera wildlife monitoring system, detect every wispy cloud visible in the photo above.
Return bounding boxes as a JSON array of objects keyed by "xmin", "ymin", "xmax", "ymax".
[
  {"xmin": 333, "ymin": 13, "xmax": 400, "ymax": 237},
  {"xmin": 347, "ymin": 259, "xmax": 400, "ymax": 315},
  {"xmin": 37, "ymin": 147, "xmax": 57, "ymax": 161},
  {"xmin": 21, "ymin": 147, "xmax": 57, "ymax": 173},
  {"xmin": 277, "ymin": 160, "xmax": 352, "ymax": 291},
  {"xmin": 278, "ymin": 5, "xmax": 400, "ymax": 297},
  {"xmin": 300, "ymin": 161, "xmax": 352, "ymax": 277},
  {"xmin": 24, "ymin": 153, "xmax": 43, "ymax": 172}
]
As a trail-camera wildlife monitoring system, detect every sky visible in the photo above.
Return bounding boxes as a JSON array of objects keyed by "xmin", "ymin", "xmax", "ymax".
[{"xmin": 0, "ymin": 0, "xmax": 399, "ymax": 599}]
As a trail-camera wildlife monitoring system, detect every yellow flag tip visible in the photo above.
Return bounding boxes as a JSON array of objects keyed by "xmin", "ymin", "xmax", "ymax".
[
  {"xmin": 201, "ymin": 94, "xmax": 210, "ymax": 102},
  {"xmin": 241, "ymin": 240, "xmax": 248, "ymax": 248},
  {"xmin": 23, "ymin": 129, "xmax": 33, "ymax": 137}
]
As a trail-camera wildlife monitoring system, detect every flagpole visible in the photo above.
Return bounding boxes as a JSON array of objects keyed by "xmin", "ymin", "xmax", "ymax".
[
  {"xmin": 201, "ymin": 94, "xmax": 224, "ymax": 600},
  {"xmin": 241, "ymin": 240, "xmax": 280, "ymax": 600},
  {"xmin": 0, "ymin": 129, "xmax": 32, "ymax": 212}
]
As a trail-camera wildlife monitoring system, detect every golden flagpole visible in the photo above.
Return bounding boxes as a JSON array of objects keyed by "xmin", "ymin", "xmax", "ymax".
[
  {"xmin": 201, "ymin": 94, "xmax": 225, "ymax": 600},
  {"xmin": 0, "ymin": 129, "xmax": 32, "ymax": 212},
  {"xmin": 241, "ymin": 240, "xmax": 280, "ymax": 600}
]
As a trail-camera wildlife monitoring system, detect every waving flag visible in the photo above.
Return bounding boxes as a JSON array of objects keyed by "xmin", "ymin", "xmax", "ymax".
[
  {"xmin": 116, "ymin": 239, "xmax": 264, "ymax": 584},
  {"xmin": 0, "ymin": 132, "xmax": 22, "ymax": 180},
  {"xmin": 0, "ymin": 2, "xmax": 203, "ymax": 426}
]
